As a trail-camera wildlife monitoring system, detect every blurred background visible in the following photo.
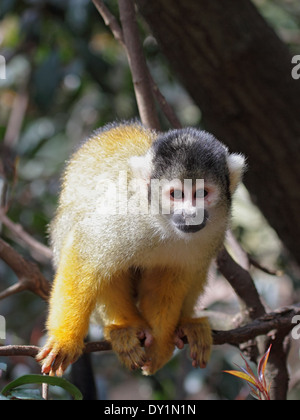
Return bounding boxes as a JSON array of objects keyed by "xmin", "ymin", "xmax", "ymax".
[{"xmin": 0, "ymin": 0, "xmax": 300, "ymax": 400}]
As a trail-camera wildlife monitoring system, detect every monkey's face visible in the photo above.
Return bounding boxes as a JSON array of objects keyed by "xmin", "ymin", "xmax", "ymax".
[
  {"xmin": 147, "ymin": 129, "xmax": 235, "ymax": 237},
  {"xmin": 157, "ymin": 178, "xmax": 221, "ymax": 235},
  {"xmin": 129, "ymin": 127, "xmax": 245, "ymax": 239}
]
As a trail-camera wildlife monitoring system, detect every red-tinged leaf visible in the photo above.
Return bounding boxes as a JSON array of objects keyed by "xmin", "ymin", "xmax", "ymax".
[
  {"xmin": 237, "ymin": 364, "xmax": 256, "ymax": 381},
  {"xmin": 250, "ymin": 389, "xmax": 262, "ymax": 400},
  {"xmin": 240, "ymin": 353, "xmax": 256, "ymax": 378},
  {"xmin": 224, "ymin": 370, "xmax": 257, "ymax": 387},
  {"xmin": 224, "ymin": 346, "xmax": 272, "ymax": 400},
  {"xmin": 237, "ymin": 357, "xmax": 265, "ymax": 392},
  {"xmin": 258, "ymin": 345, "xmax": 272, "ymax": 386}
]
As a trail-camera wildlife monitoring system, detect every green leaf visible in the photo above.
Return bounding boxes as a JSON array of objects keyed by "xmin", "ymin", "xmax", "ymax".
[
  {"xmin": 9, "ymin": 389, "xmax": 44, "ymax": 400},
  {"xmin": 1, "ymin": 374, "xmax": 83, "ymax": 400}
]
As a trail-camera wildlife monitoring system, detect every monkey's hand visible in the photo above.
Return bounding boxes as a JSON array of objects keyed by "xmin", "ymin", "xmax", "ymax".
[
  {"xmin": 176, "ymin": 317, "xmax": 212, "ymax": 369},
  {"xmin": 36, "ymin": 336, "xmax": 84, "ymax": 377},
  {"xmin": 107, "ymin": 325, "xmax": 153, "ymax": 371}
]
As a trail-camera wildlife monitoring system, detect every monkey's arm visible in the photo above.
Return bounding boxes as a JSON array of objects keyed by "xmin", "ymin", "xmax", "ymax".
[
  {"xmin": 99, "ymin": 270, "xmax": 153, "ymax": 371},
  {"xmin": 36, "ymin": 236, "xmax": 99, "ymax": 376}
]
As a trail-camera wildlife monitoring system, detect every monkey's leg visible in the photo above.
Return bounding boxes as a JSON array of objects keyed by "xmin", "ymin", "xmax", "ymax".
[
  {"xmin": 138, "ymin": 267, "xmax": 190, "ymax": 375},
  {"xmin": 36, "ymin": 243, "xmax": 99, "ymax": 376},
  {"xmin": 177, "ymin": 278, "xmax": 213, "ymax": 369},
  {"xmin": 99, "ymin": 271, "xmax": 153, "ymax": 371}
]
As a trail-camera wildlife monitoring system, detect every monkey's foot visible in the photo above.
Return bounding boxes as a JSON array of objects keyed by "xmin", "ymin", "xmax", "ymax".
[
  {"xmin": 141, "ymin": 338, "xmax": 175, "ymax": 376},
  {"xmin": 108, "ymin": 325, "xmax": 153, "ymax": 371},
  {"xmin": 36, "ymin": 337, "xmax": 84, "ymax": 376},
  {"xmin": 176, "ymin": 317, "xmax": 212, "ymax": 368}
]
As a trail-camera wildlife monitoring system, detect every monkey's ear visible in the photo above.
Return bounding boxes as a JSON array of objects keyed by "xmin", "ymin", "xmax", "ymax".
[
  {"xmin": 129, "ymin": 151, "xmax": 153, "ymax": 181},
  {"xmin": 226, "ymin": 153, "xmax": 246, "ymax": 194}
]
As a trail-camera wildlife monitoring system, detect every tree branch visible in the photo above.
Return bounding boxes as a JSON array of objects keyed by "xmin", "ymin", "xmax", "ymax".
[
  {"xmin": 216, "ymin": 247, "xmax": 266, "ymax": 321},
  {"xmin": 1, "ymin": 304, "xmax": 298, "ymax": 359},
  {"xmin": 0, "ymin": 210, "xmax": 52, "ymax": 263},
  {"xmin": 92, "ymin": 0, "xmax": 125, "ymax": 47},
  {"xmin": 92, "ymin": 0, "xmax": 181, "ymax": 129},
  {"xmin": 0, "ymin": 237, "xmax": 50, "ymax": 301},
  {"xmin": 118, "ymin": 0, "xmax": 160, "ymax": 130},
  {"xmin": 212, "ymin": 305, "xmax": 299, "ymax": 345}
]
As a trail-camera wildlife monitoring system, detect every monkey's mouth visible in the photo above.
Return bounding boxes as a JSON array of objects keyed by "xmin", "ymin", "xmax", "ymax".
[
  {"xmin": 173, "ymin": 210, "xmax": 208, "ymax": 234},
  {"xmin": 175, "ymin": 220, "xmax": 207, "ymax": 234}
]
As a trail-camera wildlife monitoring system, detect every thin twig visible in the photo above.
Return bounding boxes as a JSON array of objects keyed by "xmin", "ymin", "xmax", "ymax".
[
  {"xmin": 92, "ymin": 0, "xmax": 182, "ymax": 129},
  {"xmin": 3, "ymin": 88, "xmax": 29, "ymax": 150},
  {"xmin": 118, "ymin": 0, "xmax": 160, "ymax": 130},
  {"xmin": 93, "ymin": 0, "xmax": 160, "ymax": 129},
  {"xmin": 92, "ymin": 0, "xmax": 125, "ymax": 46},
  {"xmin": 249, "ymin": 256, "xmax": 282, "ymax": 277},
  {"xmin": 0, "ymin": 210, "xmax": 52, "ymax": 262},
  {"xmin": 42, "ymin": 378, "xmax": 49, "ymax": 400},
  {"xmin": 0, "ymin": 237, "xmax": 51, "ymax": 301},
  {"xmin": 149, "ymin": 75, "xmax": 182, "ymax": 129}
]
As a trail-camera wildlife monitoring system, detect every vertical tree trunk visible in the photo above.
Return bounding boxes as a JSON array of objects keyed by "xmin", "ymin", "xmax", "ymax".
[{"xmin": 136, "ymin": 0, "xmax": 300, "ymax": 266}]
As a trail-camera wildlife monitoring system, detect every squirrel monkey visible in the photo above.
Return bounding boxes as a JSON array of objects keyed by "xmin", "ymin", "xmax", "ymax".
[{"xmin": 37, "ymin": 121, "xmax": 245, "ymax": 376}]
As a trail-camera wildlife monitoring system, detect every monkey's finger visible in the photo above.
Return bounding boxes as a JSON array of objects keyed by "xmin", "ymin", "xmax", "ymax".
[
  {"xmin": 176, "ymin": 327, "xmax": 185, "ymax": 339},
  {"xmin": 41, "ymin": 351, "xmax": 58, "ymax": 374},
  {"xmin": 118, "ymin": 345, "xmax": 147, "ymax": 371},
  {"xmin": 49, "ymin": 354, "xmax": 74, "ymax": 377},
  {"xmin": 174, "ymin": 336, "xmax": 185, "ymax": 350},
  {"xmin": 36, "ymin": 347, "xmax": 52, "ymax": 362},
  {"xmin": 137, "ymin": 329, "xmax": 153, "ymax": 347},
  {"xmin": 49, "ymin": 367, "xmax": 56, "ymax": 377},
  {"xmin": 129, "ymin": 351, "xmax": 147, "ymax": 368},
  {"xmin": 192, "ymin": 359, "xmax": 206, "ymax": 369},
  {"xmin": 137, "ymin": 331, "xmax": 146, "ymax": 341},
  {"xmin": 52, "ymin": 354, "xmax": 63, "ymax": 370},
  {"xmin": 56, "ymin": 364, "xmax": 66, "ymax": 377},
  {"xmin": 191, "ymin": 348, "xmax": 209, "ymax": 369},
  {"xmin": 143, "ymin": 330, "xmax": 154, "ymax": 348}
]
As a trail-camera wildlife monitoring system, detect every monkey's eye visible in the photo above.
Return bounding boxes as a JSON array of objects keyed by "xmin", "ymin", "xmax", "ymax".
[
  {"xmin": 170, "ymin": 189, "xmax": 184, "ymax": 200},
  {"xmin": 194, "ymin": 189, "xmax": 209, "ymax": 199}
]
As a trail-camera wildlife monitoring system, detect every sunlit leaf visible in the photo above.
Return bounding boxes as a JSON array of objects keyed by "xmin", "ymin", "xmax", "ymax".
[{"xmin": 223, "ymin": 370, "xmax": 257, "ymax": 387}]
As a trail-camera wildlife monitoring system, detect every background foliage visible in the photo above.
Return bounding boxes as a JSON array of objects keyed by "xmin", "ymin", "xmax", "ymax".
[{"xmin": 0, "ymin": 0, "xmax": 300, "ymax": 399}]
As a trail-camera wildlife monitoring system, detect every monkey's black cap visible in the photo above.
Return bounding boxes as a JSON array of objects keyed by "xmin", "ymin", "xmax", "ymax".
[{"xmin": 151, "ymin": 128, "xmax": 230, "ymax": 186}]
